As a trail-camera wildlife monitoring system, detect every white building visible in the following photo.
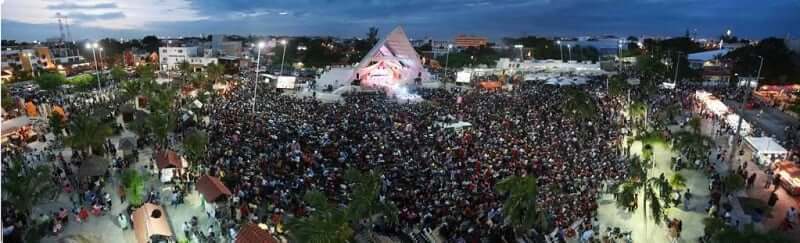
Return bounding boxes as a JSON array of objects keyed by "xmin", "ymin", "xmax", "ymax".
[{"xmin": 159, "ymin": 46, "xmax": 218, "ymax": 71}]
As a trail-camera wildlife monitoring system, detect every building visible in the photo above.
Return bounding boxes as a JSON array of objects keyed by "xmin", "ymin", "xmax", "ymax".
[
  {"xmin": 210, "ymin": 35, "xmax": 243, "ymax": 57},
  {"xmin": 158, "ymin": 46, "xmax": 218, "ymax": 72},
  {"xmin": 454, "ymin": 35, "xmax": 488, "ymax": 48},
  {"xmin": 1, "ymin": 46, "xmax": 59, "ymax": 79},
  {"xmin": 687, "ymin": 49, "xmax": 731, "ymax": 70}
]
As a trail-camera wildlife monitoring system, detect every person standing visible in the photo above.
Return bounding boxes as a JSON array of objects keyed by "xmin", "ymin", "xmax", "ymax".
[
  {"xmin": 683, "ymin": 189, "xmax": 692, "ymax": 211},
  {"xmin": 746, "ymin": 173, "xmax": 756, "ymax": 189},
  {"xmin": 765, "ymin": 169, "xmax": 774, "ymax": 188},
  {"xmin": 182, "ymin": 221, "xmax": 191, "ymax": 240},
  {"xmin": 768, "ymin": 192, "xmax": 779, "ymax": 208},
  {"xmin": 773, "ymin": 174, "xmax": 782, "ymax": 192}
]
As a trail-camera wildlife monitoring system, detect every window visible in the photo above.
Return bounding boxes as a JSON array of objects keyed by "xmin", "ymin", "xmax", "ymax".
[{"xmin": 177, "ymin": 50, "xmax": 183, "ymax": 53}]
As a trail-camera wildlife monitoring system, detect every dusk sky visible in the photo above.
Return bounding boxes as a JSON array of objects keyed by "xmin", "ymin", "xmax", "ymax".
[{"xmin": 2, "ymin": 0, "xmax": 799, "ymax": 41}]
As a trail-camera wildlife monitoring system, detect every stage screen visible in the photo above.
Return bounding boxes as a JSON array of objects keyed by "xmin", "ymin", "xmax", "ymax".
[
  {"xmin": 456, "ymin": 71, "xmax": 472, "ymax": 83},
  {"xmin": 276, "ymin": 76, "xmax": 296, "ymax": 89}
]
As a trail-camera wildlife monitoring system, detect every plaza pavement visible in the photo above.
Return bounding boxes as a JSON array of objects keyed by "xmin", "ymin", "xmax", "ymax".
[{"xmin": 35, "ymin": 117, "xmax": 223, "ymax": 243}]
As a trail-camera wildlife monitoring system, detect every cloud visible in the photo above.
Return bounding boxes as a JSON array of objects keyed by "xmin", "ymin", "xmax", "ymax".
[
  {"xmin": 46, "ymin": 2, "xmax": 118, "ymax": 10},
  {"xmin": 2, "ymin": 0, "xmax": 206, "ymax": 30}
]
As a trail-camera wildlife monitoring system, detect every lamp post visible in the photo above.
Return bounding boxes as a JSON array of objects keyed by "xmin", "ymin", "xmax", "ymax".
[
  {"xmin": 252, "ymin": 41, "xmax": 265, "ymax": 113},
  {"xmin": 730, "ymin": 56, "xmax": 764, "ymax": 159},
  {"xmin": 567, "ymin": 44, "xmax": 572, "ymax": 61},
  {"xmin": 86, "ymin": 42, "xmax": 102, "ymax": 93},
  {"xmin": 445, "ymin": 44, "xmax": 452, "ymax": 83},
  {"xmin": 514, "ymin": 44, "xmax": 524, "ymax": 61},
  {"xmin": 470, "ymin": 55, "xmax": 474, "ymax": 68},
  {"xmin": 279, "ymin": 39, "xmax": 288, "ymax": 76},
  {"xmin": 618, "ymin": 43, "xmax": 623, "ymax": 73},
  {"xmin": 25, "ymin": 53, "xmax": 36, "ymax": 78},
  {"xmin": 557, "ymin": 40, "xmax": 563, "ymax": 62},
  {"xmin": 99, "ymin": 47, "xmax": 105, "ymax": 70}
]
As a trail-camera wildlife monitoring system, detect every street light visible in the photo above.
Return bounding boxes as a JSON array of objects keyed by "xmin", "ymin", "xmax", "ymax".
[
  {"xmin": 99, "ymin": 47, "xmax": 105, "ymax": 70},
  {"xmin": 279, "ymin": 39, "xmax": 288, "ymax": 76},
  {"xmin": 556, "ymin": 40, "xmax": 563, "ymax": 62},
  {"xmin": 25, "ymin": 53, "xmax": 36, "ymax": 78},
  {"xmin": 567, "ymin": 44, "xmax": 572, "ymax": 61},
  {"xmin": 513, "ymin": 44, "xmax": 523, "ymax": 61},
  {"xmin": 445, "ymin": 44, "xmax": 453, "ymax": 82},
  {"xmin": 86, "ymin": 42, "xmax": 102, "ymax": 93},
  {"xmin": 297, "ymin": 46, "xmax": 307, "ymax": 51},
  {"xmin": 252, "ymin": 41, "xmax": 265, "ymax": 113}
]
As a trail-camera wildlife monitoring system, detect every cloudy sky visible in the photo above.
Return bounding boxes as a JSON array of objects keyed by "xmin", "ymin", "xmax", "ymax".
[{"xmin": 2, "ymin": 0, "xmax": 799, "ymax": 41}]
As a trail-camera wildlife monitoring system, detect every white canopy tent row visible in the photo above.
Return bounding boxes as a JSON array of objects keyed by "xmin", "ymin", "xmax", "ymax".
[
  {"xmin": 744, "ymin": 136, "xmax": 788, "ymax": 165},
  {"xmin": 695, "ymin": 90, "xmax": 753, "ymax": 135}
]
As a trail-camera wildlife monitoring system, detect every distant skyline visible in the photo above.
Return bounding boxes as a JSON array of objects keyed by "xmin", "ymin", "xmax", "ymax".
[{"xmin": 2, "ymin": 0, "xmax": 799, "ymax": 42}]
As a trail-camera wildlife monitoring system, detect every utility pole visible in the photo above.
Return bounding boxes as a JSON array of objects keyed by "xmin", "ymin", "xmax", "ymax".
[{"xmin": 731, "ymin": 56, "xmax": 763, "ymax": 159}]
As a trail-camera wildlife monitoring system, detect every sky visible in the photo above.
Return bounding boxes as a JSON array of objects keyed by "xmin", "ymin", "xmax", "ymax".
[{"xmin": 2, "ymin": 0, "xmax": 799, "ymax": 42}]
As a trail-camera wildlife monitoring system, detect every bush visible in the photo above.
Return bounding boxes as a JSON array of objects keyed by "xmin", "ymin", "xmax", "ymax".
[
  {"xmin": 121, "ymin": 169, "xmax": 147, "ymax": 206},
  {"xmin": 67, "ymin": 74, "xmax": 96, "ymax": 90},
  {"xmin": 35, "ymin": 72, "xmax": 66, "ymax": 91}
]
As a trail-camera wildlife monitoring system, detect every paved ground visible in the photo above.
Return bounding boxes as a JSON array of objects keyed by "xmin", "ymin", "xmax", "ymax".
[
  {"xmin": 724, "ymin": 100, "xmax": 799, "ymax": 140},
  {"xmin": 35, "ymin": 116, "xmax": 223, "ymax": 243}
]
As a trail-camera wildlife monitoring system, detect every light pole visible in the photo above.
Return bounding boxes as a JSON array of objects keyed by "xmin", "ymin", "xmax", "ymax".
[
  {"xmin": 618, "ymin": 43, "xmax": 623, "ymax": 72},
  {"xmin": 99, "ymin": 47, "xmax": 105, "ymax": 70},
  {"xmin": 279, "ymin": 39, "xmax": 288, "ymax": 76},
  {"xmin": 673, "ymin": 52, "xmax": 682, "ymax": 86},
  {"xmin": 514, "ymin": 44, "xmax": 523, "ymax": 61},
  {"xmin": 567, "ymin": 44, "xmax": 572, "ymax": 61},
  {"xmin": 445, "ymin": 44, "xmax": 452, "ymax": 82},
  {"xmin": 25, "ymin": 53, "xmax": 36, "ymax": 78},
  {"xmin": 252, "ymin": 41, "xmax": 265, "ymax": 113},
  {"xmin": 86, "ymin": 42, "xmax": 102, "ymax": 93},
  {"xmin": 470, "ymin": 55, "xmax": 474, "ymax": 68},
  {"xmin": 557, "ymin": 40, "xmax": 563, "ymax": 62},
  {"xmin": 731, "ymin": 56, "xmax": 764, "ymax": 158}
]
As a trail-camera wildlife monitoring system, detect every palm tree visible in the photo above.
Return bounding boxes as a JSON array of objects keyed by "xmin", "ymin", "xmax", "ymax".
[
  {"xmin": 177, "ymin": 60, "xmax": 192, "ymax": 86},
  {"xmin": 608, "ymin": 74, "xmax": 629, "ymax": 98},
  {"xmin": 182, "ymin": 129, "xmax": 208, "ymax": 168},
  {"xmin": 614, "ymin": 145, "xmax": 674, "ymax": 238},
  {"xmin": 2, "ymin": 159, "xmax": 56, "ymax": 242},
  {"xmin": 671, "ymin": 131, "xmax": 713, "ymax": 165},
  {"xmin": 628, "ymin": 100, "xmax": 648, "ymax": 130},
  {"xmin": 147, "ymin": 84, "xmax": 178, "ymax": 113},
  {"xmin": 496, "ymin": 175, "xmax": 547, "ymax": 235},
  {"xmin": 562, "ymin": 88, "xmax": 598, "ymax": 121},
  {"xmin": 148, "ymin": 110, "xmax": 176, "ymax": 147},
  {"xmin": 206, "ymin": 63, "xmax": 225, "ymax": 87},
  {"xmin": 286, "ymin": 190, "xmax": 354, "ymax": 243},
  {"xmin": 64, "ymin": 114, "xmax": 114, "ymax": 155},
  {"xmin": 121, "ymin": 169, "xmax": 147, "ymax": 207},
  {"xmin": 343, "ymin": 168, "xmax": 399, "ymax": 226}
]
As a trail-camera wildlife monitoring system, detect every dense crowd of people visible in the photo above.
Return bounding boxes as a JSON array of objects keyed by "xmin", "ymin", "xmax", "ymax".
[{"xmin": 198, "ymin": 79, "xmax": 630, "ymax": 241}]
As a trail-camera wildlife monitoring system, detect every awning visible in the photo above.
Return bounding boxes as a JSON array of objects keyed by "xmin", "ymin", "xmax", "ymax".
[
  {"xmin": 78, "ymin": 156, "xmax": 110, "ymax": 177},
  {"xmin": 154, "ymin": 150, "xmax": 183, "ymax": 169},
  {"xmin": 745, "ymin": 136, "xmax": 788, "ymax": 155},
  {"xmin": 132, "ymin": 203, "xmax": 173, "ymax": 243},
  {"xmin": 197, "ymin": 175, "xmax": 232, "ymax": 202},
  {"xmin": 235, "ymin": 224, "xmax": 278, "ymax": 243}
]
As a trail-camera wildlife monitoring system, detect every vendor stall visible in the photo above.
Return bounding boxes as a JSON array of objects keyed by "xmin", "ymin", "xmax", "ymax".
[
  {"xmin": 1, "ymin": 116, "xmax": 33, "ymax": 143},
  {"xmin": 235, "ymin": 223, "xmax": 278, "ymax": 243},
  {"xmin": 154, "ymin": 150, "xmax": 186, "ymax": 183},
  {"xmin": 132, "ymin": 203, "xmax": 175, "ymax": 243},
  {"xmin": 695, "ymin": 90, "xmax": 754, "ymax": 135},
  {"xmin": 197, "ymin": 175, "xmax": 233, "ymax": 221},
  {"xmin": 773, "ymin": 161, "xmax": 800, "ymax": 195},
  {"xmin": 745, "ymin": 136, "xmax": 788, "ymax": 166}
]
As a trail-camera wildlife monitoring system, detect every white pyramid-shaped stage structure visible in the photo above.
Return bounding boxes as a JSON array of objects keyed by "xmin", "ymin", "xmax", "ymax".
[{"xmin": 351, "ymin": 26, "xmax": 428, "ymax": 90}]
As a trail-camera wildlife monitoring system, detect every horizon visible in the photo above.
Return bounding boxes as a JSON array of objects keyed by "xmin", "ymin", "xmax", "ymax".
[{"xmin": 2, "ymin": 0, "xmax": 799, "ymax": 42}]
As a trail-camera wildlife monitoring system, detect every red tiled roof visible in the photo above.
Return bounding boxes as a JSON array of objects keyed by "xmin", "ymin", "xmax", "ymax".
[
  {"xmin": 154, "ymin": 150, "xmax": 182, "ymax": 169},
  {"xmin": 235, "ymin": 224, "xmax": 277, "ymax": 243},
  {"xmin": 196, "ymin": 175, "xmax": 232, "ymax": 202}
]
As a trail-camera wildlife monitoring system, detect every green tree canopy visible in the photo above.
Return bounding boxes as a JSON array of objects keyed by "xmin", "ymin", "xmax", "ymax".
[
  {"xmin": 496, "ymin": 175, "xmax": 547, "ymax": 232},
  {"xmin": 35, "ymin": 72, "xmax": 66, "ymax": 91},
  {"xmin": 111, "ymin": 66, "xmax": 127, "ymax": 82},
  {"xmin": 64, "ymin": 114, "xmax": 113, "ymax": 155}
]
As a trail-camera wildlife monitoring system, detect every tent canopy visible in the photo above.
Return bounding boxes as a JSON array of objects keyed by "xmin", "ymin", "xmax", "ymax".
[
  {"xmin": 745, "ymin": 136, "xmax": 788, "ymax": 155},
  {"xmin": 78, "ymin": 156, "xmax": 110, "ymax": 177},
  {"xmin": 155, "ymin": 150, "xmax": 183, "ymax": 169},
  {"xmin": 132, "ymin": 203, "xmax": 173, "ymax": 243},
  {"xmin": 235, "ymin": 224, "xmax": 278, "ymax": 243},
  {"xmin": 197, "ymin": 175, "xmax": 232, "ymax": 202}
]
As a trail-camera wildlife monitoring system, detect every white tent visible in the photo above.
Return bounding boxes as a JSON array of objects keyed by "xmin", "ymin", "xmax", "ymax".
[
  {"xmin": 745, "ymin": 136, "xmax": 788, "ymax": 165},
  {"xmin": 438, "ymin": 121, "xmax": 472, "ymax": 129},
  {"xmin": 745, "ymin": 137, "xmax": 787, "ymax": 155}
]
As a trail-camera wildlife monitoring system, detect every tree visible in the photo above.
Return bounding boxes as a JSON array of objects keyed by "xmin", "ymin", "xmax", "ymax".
[
  {"xmin": 35, "ymin": 72, "xmax": 66, "ymax": 91},
  {"xmin": 1, "ymin": 159, "xmax": 56, "ymax": 242},
  {"xmin": 344, "ymin": 168, "xmax": 399, "ymax": 225},
  {"xmin": 205, "ymin": 63, "xmax": 224, "ymax": 86},
  {"xmin": 704, "ymin": 221, "xmax": 792, "ymax": 243},
  {"xmin": 2, "ymin": 83, "xmax": 17, "ymax": 111},
  {"xmin": 111, "ymin": 66, "xmax": 127, "ymax": 82},
  {"xmin": 366, "ymin": 27, "xmax": 379, "ymax": 46},
  {"xmin": 64, "ymin": 114, "xmax": 113, "ymax": 155},
  {"xmin": 148, "ymin": 111, "xmax": 176, "ymax": 147},
  {"xmin": 177, "ymin": 60, "xmax": 192, "ymax": 85},
  {"xmin": 671, "ymin": 131, "xmax": 713, "ymax": 165},
  {"xmin": 496, "ymin": 175, "xmax": 547, "ymax": 234},
  {"xmin": 135, "ymin": 64, "xmax": 156, "ymax": 81},
  {"xmin": 121, "ymin": 169, "xmax": 147, "ymax": 206},
  {"xmin": 141, "ymin": 35, "xmax": 160, "ymax": 53},
  {"xmin": 562, "ymin": 87, "xmax": 598, "ymax": 121},
  {"xmin": 608, "ymin": 74, "xmax": 629, "ymax": 98},
  {"xmin": 182, "ymin": 129, "xmax": 208, "ymax": 167},
  {"xmin": 614, "ymin": 145, "xmax": 674, "ymax": 238},
  {"xmin": 49, "ymin": 111, "xmax": 65, "ymax": 137},
  {"xmin": 66, "ymin": 74, "xmax": 96, "ymax": 90},
  {"xmin": 725, "ymin": 37, "xmax": 800, "ymax": 84},
  {"xmin": 286, "ymin": 190, "xmax": 354, "ymax": 243}
]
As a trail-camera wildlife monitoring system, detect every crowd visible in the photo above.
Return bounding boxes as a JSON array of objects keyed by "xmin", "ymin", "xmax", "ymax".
[{"xmin": 198, "ymin": 79, "xmax": 629, "ymax": 242}]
